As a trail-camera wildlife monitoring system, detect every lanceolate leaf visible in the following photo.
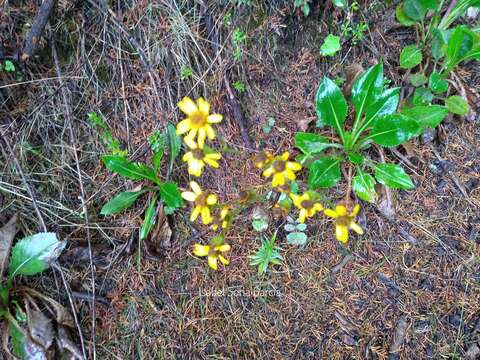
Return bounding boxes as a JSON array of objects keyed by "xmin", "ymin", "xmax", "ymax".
[
  {"xmin": 102, "ymin": 155, "xmax": 157, "ymax": 183},
  {"xmin": 167, "ymin": 123, "xmax": 181, "ymax": 168},
  {"xmin": 8, "ymin": 233, "xmax": 66, "ymax": 278},
  {"xmin": 159, "ymin": 182, "xmax": 183, "ymax": 209},
  {"xmin": 351, "ymin": 63, "xmax": 383, "ymax": 122},
  {"xmin": 315, "ymin": 77, "xmax": 347, "ymax": 140},
  {"xmin": 294, "ymin": 132, "xmax": 333, "ymax": 155},
  {"xmin": 140, "ymin": 195, "xmax": 158, "ymax": 240},
  {"xmin": 364, "ymin": 87, "xmax": 400, "ymax": 128},
  {"xmin": 375, "ymin": 163, "xmax": 414, "ymax": 189},
  {"xmin": 368, "ymin": 114, "xmax": 419, "ymax": 147},
  {"xmin": 352, "ymin": 169, "xmax": 376, "ymax": 202},
  {"xmin": 401, "ymin": 105, "xmax": 448, "ymax": 134},
  {"xmin": 100, "ymin": 190, "xmax": 144, "ymax": 215},
  {"xmin": 308, "ymin": 157, "xmax": 341, "ymax": 189}
]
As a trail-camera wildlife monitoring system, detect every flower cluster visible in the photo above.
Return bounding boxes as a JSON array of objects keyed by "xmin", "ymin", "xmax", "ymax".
[{"xmin": 176, "ymin": 97, "xmax": 231, "ymax": 270}]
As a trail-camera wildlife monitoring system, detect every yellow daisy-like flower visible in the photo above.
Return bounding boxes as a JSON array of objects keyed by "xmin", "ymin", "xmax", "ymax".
[
  {"xmin": 252, "ymin": 151, "xmax": 273, "ymax": 169},
  {"xmin": 324, "ymin": 204, "xmax": 364, "ymax": 244},
  {"xmin": 181, "ymin": 181, "xmax": 217, "ymax": 224},
  {"xmin": 290, "ymin": 193, "xmax": 324, "ymax": 223},
  {"xmin": 211, "ymin": 206, "xmax": 230, "ymax": 231},
  {"xmin": 182, "ymin": 143, "xmax": 221, "ymax": 177},
  {"xmin": 176, "ymin": 97, "xmax": 223, "ymax": 149},
  {"xmin": 262, "ymin": 152, "xmax": 302, "ymax": 188},
  {"xmin": 193, "ymin": 243, "xmax": 231, "ymax": 270}
]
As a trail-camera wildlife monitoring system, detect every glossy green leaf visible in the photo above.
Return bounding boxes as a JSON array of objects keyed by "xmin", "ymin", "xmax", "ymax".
[
  {"xmin": 375, "ymin": 163, "xmax": 414, "ymax": 189},
  {"xmin": 364, "ymin": 87, "xmax": 401, "ymax": 128},
  {"xmin": 403, "ymin": 0, "xmax": 438, "ymax": 21},
  {"xmin": 320, "ymin": 34, "xmax": 341, "ymax": 56},
  {"xmin": 8, "ymin": 233, "xmax": 66, "ymax": 278},
  {"xmin": 431, "ymin": 29, "xmax": 449, "ymax": 60},
  {"xmin": 351, "ymin": 63, "xmax": 384, "ymax": 122},
  {"xmin": 167, "ymin": 123, "xmax": 181, "ymax": 168},
  {"xmin": 315, "ymin": 77, "xmax": 347, "ymax": 139},
  {"xmin": 294, "ymin": 132, "xmax": 333, "ymax": 155},
  {"xmin": 102, "ymin": 155, "xmax": 157, "ymax": 183},
  {"xmin": 445, "ymin": 95, "xmax": 469, "ymax": 115},
  {"xmin": 100, "ymin": 190, "xmax": 144, "ymax": 215},
  {"xmin": 10, "ymin": 322, "xmax": 27, "ymax": 358},
  {"xmin": 159, "ymin": 182, "xmax": 183, "ymax": 209},
  {"xmin": 445, "ymin": 26, "xmax": 477, "ymax": 71},
  {"xmin": 332, "ymin": 0, "xmax": 347, "ymax": 8},
  {"xmin": 368, "ymin": 114, "xmax": 419, "ymax": 147},
  {"xmin": 396, "ymin": 4, "xmax": 416, "ymax": 26},
  {"xmin": 348, "ymin": 153, "xmax": 364, "ymax": 165},
  {"xmin": 409, "ymin": 73, "xmax": 427, "ymax": 87},
  {"xmin": 140, "ymin": 196, "xmax": 158, "ymax": 240},
  {"xmin": 308, "ymin": 157, "xmax": 341, "ymax": 189},
  {"xmin": 401, "ymin": 105, "xmax": 448, "ymax": 134},
  {"xmin": 428, "ymin": 72, "xmax": 448, "ymax": 94},
  {"xmin": 352, "ymin": 169, "xmax": 376, "ymax": 202},
  {"xmin": 413, "ymin": 87, "xmax": 434, "ymax": 105},
  {"xmin": 400, "ymin": 45, "xmax": 423, "ymax": 69}
]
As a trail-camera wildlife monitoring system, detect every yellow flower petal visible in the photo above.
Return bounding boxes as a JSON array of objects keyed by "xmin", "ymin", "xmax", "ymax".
[
  {"xmin": 299, "ymin": 209, "xmax": 307, "ymax": 223},
  {"xmin": 193, "ymin": 243, "xmax": 210, "ymax": 257},
  {"xmin": 215, "ymin": 244, "xmax": 231, "ymax": 252},
  {"xmin": 178, "ymin": 97, "xmax": 198, "ymax": 116},
  {"xmin": 220, "ymin": 207, "xmax": 229, "ymax": 218},
  {"xmin": 335, "ymin": 205, "xmax": 347, "ymax": 217},
  {"xmin": 206, "ymin": 194, "xmax": 217, "ymax": 205},
  {"xmin": 182, "ymin": 152, "xmax": 193, "ymax": 161},
  {"xmin": 263, "ymin": 167, "xmax": 274, "ymax": 178},
  {"xmin": 188, "ymin": 159, "xmax": 204, "ymax": 177},
  {"xmin": 190, "ymin": 206, "xmax": 201, "ymax": 222},
  {"xmin": 350, "ymin": 221, "xmax": 364, "ymax": 235},
  {"xmin": 351, "ymin": 204, "xmax": 360, "ymax": 217},
  {"xmin": 336, "ymin": 224, "xmax": 349, "ymax": 243},
  {"xmin": 205, "ymin": 124, "xmax": 216, "ymax": 140},
  {"xmin": 284, "ymin": 169, "xmax": 296, "ymax": 181},
  {"xmin": 176, "ymin": 119, "xmax": 192, "ymax": 135},
  {"xmin": 181, "ymin": 191, "xmax": 197, "ymax": 202},
  {"xmin": 281, "ymin": 152, "xmax": 289, "ymax": 161},
  {"xmin": 184, "ymin": 130, "xmax": 198, "ymax": 149},
  {"xmin": 290, "ymin": 194, "xmax": 302, "ymax": 208},
  {"xmin": 197, "ymin": 127, "xmax": 207, "ymax": 149},
  {"xmin": 207, "ymin": 255, "xmax": 218, "ymax": 270},
  {"xmin": 204, "ymin": 158, "xmax": 219, "ymax": 168},
  {"xmin": 190, "ymin": 181, "xmax": 202, "ymax": 195},
  {"xmin": 207, "ymin": 114, "xmax": 223, "ymax": 123},
  {"xmin": 324, "ymin": 209, "xmax": 338, "ymax": 218},
  {"xmin": 197, "ymin": 97, "xmax": 210, "ymax": 115},
  {"xmin": 206, "ymin": 152, "xmax": 221, "ymax": 160},
  {"xmin": 218, "ymin": 255, "xmax": 230, "ymax": 265},
  {"xmin": 201, "ymin": 207, "xmax": 212, "ymax": 224},
  {"xmin": 314, "ymin": 203, "xmax": 324, "ymax": 211},
  {"xmin": 272, "ymin": 173, "xmax": 285, "ymax": 187},
  {"xmin": 286, "ymin": 161, "xmax": 302, "ymax": 171}
]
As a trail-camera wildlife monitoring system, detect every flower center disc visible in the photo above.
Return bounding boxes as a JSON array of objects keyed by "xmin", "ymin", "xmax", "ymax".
[
  {"xmin": 192, "ymin": 149, "xmax": 204, "ymax": 160},
  {"xmin": 195, "ymin": 193, "xmax": 209, "ymax": 206},
  {"xmin": 337, "ymin": 217, "xmax": 349, "ymax": 226},
  {"xmin": 191, "ymin": 112, "xmax": 205, "ymax": 125},
  {"xmin": 273, "ymin": 160, "xmax": 286, "ymax": 172},
  {"xmin": 301, "ymin": 200, "xmax": 313, "ymax": 209}
]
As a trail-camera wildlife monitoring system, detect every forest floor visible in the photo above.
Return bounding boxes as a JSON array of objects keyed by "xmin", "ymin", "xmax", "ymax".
[{"xmin": 1, "ymin": 0, "xmax": 479, "ymax": 359}]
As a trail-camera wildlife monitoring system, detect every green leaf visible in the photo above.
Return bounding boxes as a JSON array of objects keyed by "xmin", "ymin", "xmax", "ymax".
[
  {"xmin": 102, "ymin": 155, "xmax": 157, "ymax": 183},
  {"xmin": 332, "ymin": 0, "xmax": 347, "ymax": 8},
  {"xmin": 348, "ymin": 153, "xmax": 364, "ymax": 165},
  {"xmin": 400, "ymin": 45, "xmax": 423, "ymax": 69},
  {"xmin": 409, "ymin": 73, "xmax": 428, "ymax": 87},
  {"xmin": 4, "ymin": 60, "xmax": 15, "ymax": 72},
  {"xmin": 445, "ymin": 26, "xmax": 472, "ymax": 71},
  {"xmin": 403, "ymin": 0, "xmax": 438, "ymax": 21},
  {"xmin": 148, "ymin": 130, "xmax": 166, "ymax": 172},
  {"xmin": 431, "ymin": 29, "xmax": 449, "ymax": 60},
  {"xmin": 315, "ymin": 77, "xmax": 347, "ymax": 140},
  {"xmin": 351, "ymin": 63, "xmax": 384, "ymax": 123},
  {"xmin": 286, "ymin": 232, "xmax": 307, "ymax": 245},
  {"xmin": 401, "ymin": 105, "xmax": 448, "ymax": 134},
  {"xmin": 413, "ymin": 87, "xmax": 434, "ymax": 105},
  {"xmin": 8, "ymin": 233, "xmax": 66, "ymax": 278},
  {"xmin": 368, "ymin": 114, "xmax": 419, "ymax": 147},
  {"xmin": 364, "ymin": 87, "xmax": 401, "ymax": 128},
  {"xmin": 294, "ymin": 132, "xmax": 333, "ymax": 155},
  {"xmin": 352, "ymin": 169, "xmax": 376, "ymax": 202},
  {"xmin": 167, "ymin": 123, "xmax": 181, "ymax": 169},
  {"xmin": 396, "ymin": 4, "xmax": 417, "ymax": 26},
  {"xmin": 375, "ymin": 163, "xmax": 414, "ymax": 189},
  {"xmin": 10, "ymin": 322, "xmax": 27, "ymax": 358},
  {"xmin": 320, "ymin": 34, "xmax": 341, "ymax": 56},
  {"xmin": 140, "ymin": 196, "xmax": 158, "ymax": 240},
  {"xmin": 308, "ymin": 157, "xmax": 341, "ymax": 189},
  {"xmin": 159, "ymin": 182, "xmax": 183, "ymax": 209},
  {"xmin": 445, "ymin": 95, "xmax": 469, "ymax": 115},
  {"xmin": 100, "ymin": 190, "xmax": 144, "ymax": 215},
  {"xmin": 428, "ymin": 72, "xmax": 448, "ymax": 94}
]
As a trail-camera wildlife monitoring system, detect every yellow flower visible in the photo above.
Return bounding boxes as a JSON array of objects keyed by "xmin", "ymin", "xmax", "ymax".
[
  {"xmin": 324, "ymin": 204, "xmax": 364, "ymax": 244},
  {"xmin": 193, "ymin": 243, "xmax": 231, "ymax": 270},
  {"xmin": 176, "ymin": 97, "xmax": 223, "ymax": 149},
  {"xmin": 212, "ymin": 207, "xmax": 230, "ymax": 231},
  {"xmin": 262, "ymin": 152, "xmax": 302, "ymax": 188},
  {"xmin": 252, "ymin": 151, "xmax": 273, "ymax": 169},
  {"xmin": 290, "ymin": 193, "xmax": 324, "ymax": 223},
  {"xmin": 181, "ymin": 181, "xmax": 217, "ymax": 224},
  {"xmin": 182, "ymin": 143, "xmax": 221, "ymax": 177}
]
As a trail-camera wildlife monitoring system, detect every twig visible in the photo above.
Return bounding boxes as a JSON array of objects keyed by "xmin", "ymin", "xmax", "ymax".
[
  {"xmin": 52, "ymin": 44, "xmax": 96, "ymax": 360},
  {"xmin": 20, "ymin": 0, "xmax": 56, "ymax": 61}
]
